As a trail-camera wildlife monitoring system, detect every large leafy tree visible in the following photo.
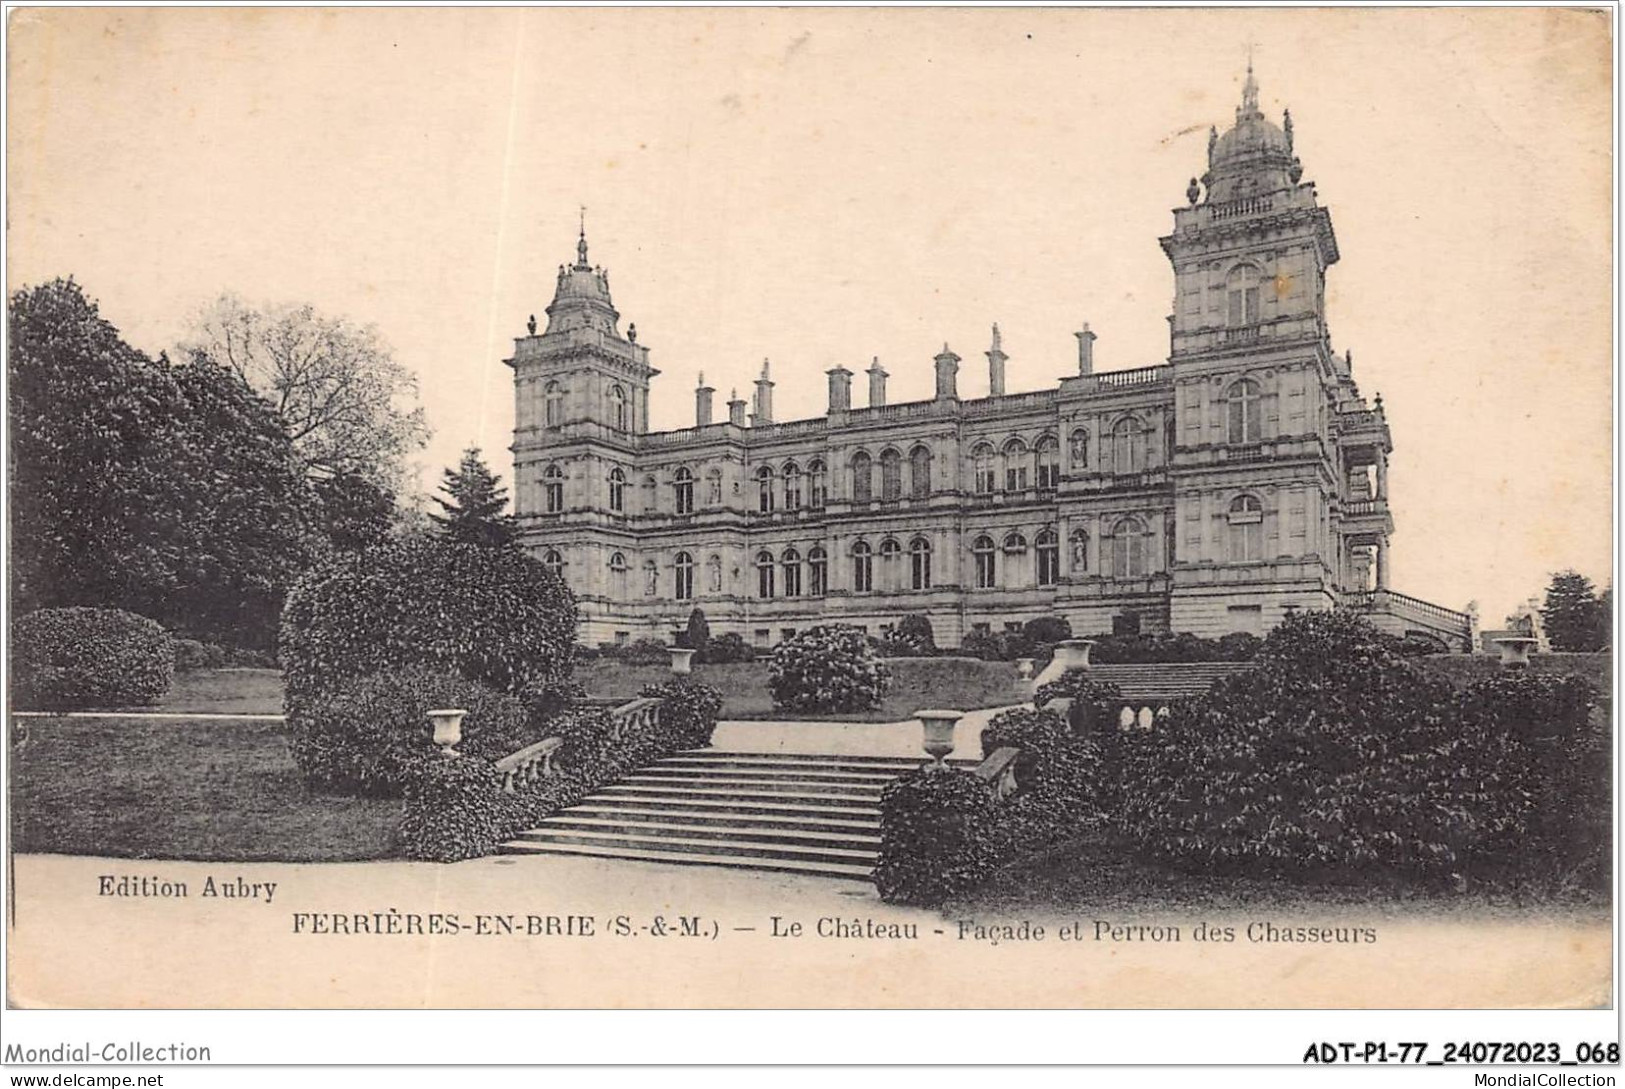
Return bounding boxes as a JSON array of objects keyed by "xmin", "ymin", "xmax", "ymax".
[
  {"xmin": 314, "ymin": 471, "xmax": 398, "ymax": 552},
  {"xmin": 9, "ymin": 279, "xmax": 320, "ymax": 646},
  {"xmin": 180, "ymin": 294, "xmax": 430, "ymax": 491},
  {"xmin": 1541, "ymin": 570, "xmax": 1610, "ymax": 652},
  {"xmin": 431, "ymin": 447, "xmax": 517, "ymax": 550}
]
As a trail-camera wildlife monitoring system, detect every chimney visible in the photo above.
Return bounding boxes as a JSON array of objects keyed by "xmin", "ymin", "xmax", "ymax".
[
  {"xmin": 826, "ymin": 366, "xmax": 852, "ymax": 413},
  {"xmin": 751, "ymin": 358, "xmax": 775, "ymax": 425},
  {"xmin": 934, "ymin": 343, "xmax": 960, "ymax": 401},
  {"xmin": 866, "ymin": 357, "xmax": 888, "ymax": 407},
  {"xmin": 728, "ymin": 388, "xmax": 748, "ymax": 427},
  {"xmin": 986, "ymin": 323, "xmax": 1007, "ymax": 397},
  {"xmin": 695, "ymin": 372, "xmax": 715, "ymax": 426},
  {"xmin": 1074, "ymin": 323, "xmax": 1097, "ymax": 376}
]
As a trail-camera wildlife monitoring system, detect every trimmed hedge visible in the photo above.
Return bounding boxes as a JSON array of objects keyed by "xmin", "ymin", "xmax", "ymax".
[
  {"xmin": 875, "ymin": 770, "xmax": 999, "ymax": 905},
  {"xmin": 640, "ymin": 678, "xmax": 724, "ymax": 748},
  {"xmin": 12, "ymin": 607, "xmax": 174, "ymax": 710},
  {"xmin": 279, "ymin": 537, "xmax": 577, "ymax": 714},
  {"xmin": 400, "ymin": 681, "xmax": 725, "ymax": 862},
  {"xmin": 288, "ymin": 665, "xmax": 534, "ymax": 796},
  {"xmin": 877, "ymin": 707, "xmax": 1107, "ymax": 906},
  {"xmin": 1085, "ymin": 630, "xmax": 1261, "ymax": 664},
  {"xmin": 399, "ymin": 758, "xmax": 506, "ymax": 862},
  {"xmin": 769, "ymin": 624, "xmax": 889, "ymax": 713}
]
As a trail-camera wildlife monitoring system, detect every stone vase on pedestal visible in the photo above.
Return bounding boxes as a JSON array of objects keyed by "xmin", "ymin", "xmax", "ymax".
[
  {"xmin": 1493, "ymin": 636, "xmax": 1539, "ymax": 671},
  {"xmin": 1032, "ymin": 639, "xmax": 1096, "ymax": 690},
  {"xmin": 668, "ymin": 647, "xmax": 696, "ymax": 675},
  {"xmin": 916, "ymin": 709, "xmax": 963, "ymax": 771},
  {"xmin": 427, "ymin": 709, "xmax": 467, "ymax": 757}
]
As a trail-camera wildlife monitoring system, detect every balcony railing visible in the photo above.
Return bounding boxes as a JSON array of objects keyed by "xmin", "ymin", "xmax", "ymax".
[
  {"xmin": 1094, "ymin": 365, "xmax": 1172, "ymax": 390},
  {"xmin": 1209, "ymin": 195, "xmax": 1275, "ymax": 221},
  {"xmin": 1343, "ymin": 498, "xmax": 1383, "ymax": 517}
]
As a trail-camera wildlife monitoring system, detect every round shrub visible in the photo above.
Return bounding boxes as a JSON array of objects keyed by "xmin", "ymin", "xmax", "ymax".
[
  {"xmin": 619, "ymin": 638, "xmax": 672, "ymax": 666},
  {"xmin": 172, "ymin": 637, "xmax": 228, "ymax": 673},
  {"xmin": 400, "ymin": 758, "xmax": 507, "ymax": 862},
  {"xmin": 879, "ymin": 615, "xmax": 937, "ymax": 657},
  {"xmin": 640, "ymin": 678, "xmax": 723, "ymax": 748},
  {"xmin": 1022, "ymin": 616, "xmax": 1072, "ymax": 645},
  {"xmin": 874, "ymin": 769, "xmax": 999, "ymax": 905},
  {"xmin": 1033, "ymin": 670, "xmax": 1124, "ymax": 726},
  {"xmin": 288, "ymin": 665, "xmax": 532, "ymax": 795},
  {"xmin": 279, "ymin": 537, "xmax": 578, "ymax": 713},
  {"xmin": 768, "ymin": 624, "xmax": 890, "ymax": 713},
  {"xmin": 702, "ymin": 632, "xmax": 755, "ymax": 664},
  {"xmin": 12, "ymin": 607, "xmax": 175, "ymax": 710}
]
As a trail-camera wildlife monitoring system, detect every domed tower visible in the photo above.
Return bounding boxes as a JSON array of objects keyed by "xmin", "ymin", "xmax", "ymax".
[
  {"xmin": 1160, "ymin": 62, "xmax": 1338, "ymax": 361},
  {"xmin": 507, "ymin": 222, "xmax": 658, "ymax": 533}
]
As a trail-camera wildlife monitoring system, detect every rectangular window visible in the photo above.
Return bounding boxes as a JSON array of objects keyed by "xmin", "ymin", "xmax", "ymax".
[
  {"xmin": 754, "ymin": 629, "xmax": 771, "ymax": 648},
  {"xmin": 614, "ymin": 631, "xmax": 630, "ymax": 646},
  {"xmin": 781, "ymin": 628, "xmax": 797, "ymax": 643}
]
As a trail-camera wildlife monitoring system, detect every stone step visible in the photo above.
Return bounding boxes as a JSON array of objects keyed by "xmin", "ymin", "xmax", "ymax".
[
  {"xmin": 633, "ymin": 765, "xmax": 902, "ymax": 786},
  {"xmin": 506, "ymin": 827, "xmax": 877, "ymax": 865},
  {"xmin": 665, "ymin": 751, "xmax": 974, "ymax": 771},
  {"xmin": 566, "ymin": 803, "xmax": 880, "ymax": 835},
  {"xmin": 498, "ymin": 840, "xmax": 875, "ymax": 881},
  {"xmin": 531, "ymin": 815, "xmax": 881, "ymax": 850},
  {"xmin": 567, "ymin": 793, "xmax": 881, "ymax": 821},
  {"xmin": 595, "ymin": 783, "xmax": 883, "ymax": 807},
  {"xmin": 617, "ymin": 773, "xmax": 887, "ymax": 798}
]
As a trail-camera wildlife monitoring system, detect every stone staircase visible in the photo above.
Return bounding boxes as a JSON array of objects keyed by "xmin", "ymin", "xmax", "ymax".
[{"xmin": 500, "ymin": 750, "xmax": 971, "ymax": 880}]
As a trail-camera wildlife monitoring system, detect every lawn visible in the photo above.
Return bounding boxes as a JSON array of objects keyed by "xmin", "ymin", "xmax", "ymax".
[
  {"xmin": 150, "ymin": 667, "xmax": 286, "ymax": 714},
  {"xmin": 10, "ymin": 717, "xmax": 400, "ymax": 861}
]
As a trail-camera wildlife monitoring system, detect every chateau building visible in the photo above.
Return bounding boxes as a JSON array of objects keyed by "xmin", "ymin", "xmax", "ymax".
[{"xmin": 508, "ymin": 69, "xmax": 1474, "ymax": 651}]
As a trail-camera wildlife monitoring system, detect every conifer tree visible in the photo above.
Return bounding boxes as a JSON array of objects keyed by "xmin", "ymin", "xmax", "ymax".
[
  {"xmin": 1541, "ymin": 570, "xmax": 1608, "ymax": 652},
  {"xmin": 431, "ymin": 447, "xmax": 517, "ymax": 550}
]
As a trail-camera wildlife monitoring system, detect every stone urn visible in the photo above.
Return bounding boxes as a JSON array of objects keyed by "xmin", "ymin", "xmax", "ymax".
[
  {"xmin": 916, "ymin": 709, "xmax": 963, "ymax": 771},
  {"xmin": 668, "ymin": 646, "xmax": 696, "ymax": 675},
  {"xmin": 427, "ymin": 708, "xmax": 468, "ymax": 756},
  {"xmin": 1493, "ymin": 636, "xmax": 1540, "ymax": 671},
  {"xmin": 1032, "ymin": 638, "xmax": 1096, "ymax": 689},
  {"xmin": 1015, "ymin": 657, "xmax": 1035, "ymax": 680}
]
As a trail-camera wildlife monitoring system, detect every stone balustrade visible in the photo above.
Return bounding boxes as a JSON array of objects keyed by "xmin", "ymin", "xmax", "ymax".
[{"xmin": 491, "ymin": 696, "xmax": 666, "ymax": 792}]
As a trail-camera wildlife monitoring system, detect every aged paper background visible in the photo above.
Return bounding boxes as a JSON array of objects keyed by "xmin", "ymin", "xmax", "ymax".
[{"xmin": 4, "ymin": 6, "xmax": 1614, "ymax": 1011}]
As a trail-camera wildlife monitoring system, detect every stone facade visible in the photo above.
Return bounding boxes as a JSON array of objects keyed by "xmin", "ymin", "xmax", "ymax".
[{"xmin": 508, "ymin": 68, "xmax": 1473, "ymax": 651}]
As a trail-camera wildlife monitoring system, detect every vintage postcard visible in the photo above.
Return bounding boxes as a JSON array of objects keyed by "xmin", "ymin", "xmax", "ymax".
[{"xmin": 3, "ymin": 5, "xmax": 1614, "ymax": 1032}]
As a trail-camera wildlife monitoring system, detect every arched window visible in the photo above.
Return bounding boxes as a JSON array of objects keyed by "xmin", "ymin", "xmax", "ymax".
[
  {"xmin": 756, "ymin": 550, "xmax": 776, "ymax": 598},
  {"xmin": 1035, "ymin": 435, "xmax": 1060, "ymax": 490},
  {"xmin": 544, "ymin": 381, "xmax": 564, "ymax": 427},
  {"xmin": 1037, "ymin": 528, "xmax": 1060, "ymax": 586},
  {"xmin": 1111, "ymin": 417, "xmax": 1144, "ymax": 475},
  {"xmin": 674, "ymin": 467, "xmax": 695, "ymax": 515},
  {"xmin": 808, "ymin": 546, "xmax": 828, "ymax": 596},
  {"xmin": 851, "ymin": 451, "xmax": 873, "ymax": 503},
  {"xmin": 909, "ymin": 445, "xmax": 932, "ymax": 500},
  {"xmin": 781, "ymin": 547, "xmax": 802, "ymax": 597},
  {"xmin": 1226, "ymin": 379, "xmax": 1263, "ymax": 444},
  {"xmin": 1110, "ymin": 517, "xmax": 1146, "ymax": 579},
  {"xmin": 609, "ymin": 551, "xmax": 628, "ymax": 598},
  {"xmin": 972, "ymin": 535, "xmax": 997, "ymax": 589},
  {"xmin": 1003, "ymin": 438, "xmax": 1030, "ymax": 491},
  {"xmin": 1228, "ymin": 494, "xmax": 1264, "ymax": 562},
  {"xmin": 1226, "ymin": 264, "xmax": 1262, "ymax": 327},
  {"xmin": 607, "ymin": 467, "xmax": 626, "ymax": 513},
  {"xmin": 782, "ymin": 462, "xmax": 802, "ymax": 510},
  {"xmin": 879, "ymin": 449, "xmax": 903, "ymax": 501},
  {"xmin": 674, "ymin": 551, "xmax": 695, "ymax": 599},
  {"xmin": 542, "ymin": 549, "xmax": 564, "ymax": 577},
  {"xmin": 972, "ymin": 443, "xmax": 997, "ymax": 494},
  {"xmin": 851, "ymin": 540, "xmax": 873, "ymax": 592},
  {"xmin": 610, "ymin": 384, "xmax": 628, "ymax": 430},
  {"xmin": 879, "ymin": 537, "xmax": 902, "ymax": 591},
  {"xmin": 1070, "ymin": 428, "xmax": 1090, "ymax": 470},
  {"xmin": 910, "ymin": 536, "xmax": 933, "ymax": 590},
  {"xmin": 756, "ymin": 465, "xmax": 775, "ymax": 513},
  {"xmin": 1069, "ymin": 528, "xmax": 1090, "ymax": 574},
  {"xmin": 808, "ymin": 459, "xmax": 828, "ymax": 507},
  {"xmin": 543, "ymin": 464, "xmax": 565, "ymax": 513}
]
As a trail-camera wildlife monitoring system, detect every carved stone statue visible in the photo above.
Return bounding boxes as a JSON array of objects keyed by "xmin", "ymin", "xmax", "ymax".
[
  {"xmin": 707, "ymin": 555, "xmax": 722, "ymax": 592},
  {"xmin": 527, "ymin": 314, "xmax": 537, "ymax": 335},
  {"xmin": 708, "ymin": 473, "xmax": 722, "ymax": 505},
  {"xmin": 1070, "ymin": 430, "xmax": 1089, "ymax": 467},
  {"xmin": 643, "ymin": 562, "xmax": 658, "ymax": 596},
  {"xmin": 1071, "ymin": 530, "xmax": 1089, "ymax": 572}
]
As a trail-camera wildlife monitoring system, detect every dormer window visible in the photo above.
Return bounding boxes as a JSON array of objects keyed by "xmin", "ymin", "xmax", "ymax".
[{"xmin": 610, "ymin": 384, "xmax": 628, "ymax": 430}]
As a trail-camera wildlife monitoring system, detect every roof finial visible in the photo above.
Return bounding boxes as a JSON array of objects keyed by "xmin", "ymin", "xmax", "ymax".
[
  {"xmin": 1239, "ymin": 46, "xmax": 1260, "ymax": 117},
  {"xmin": 990, "ymin": 322, "xmax": 1002, "ymax": 353},
  {"xmin": 576, "ymin": 205, "xmax": 589, "ymax": 268}
]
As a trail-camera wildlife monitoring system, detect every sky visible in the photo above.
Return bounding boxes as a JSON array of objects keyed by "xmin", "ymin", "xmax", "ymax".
[{"xmin": 7, "ymin": 7, "xmax": 1613, "ymax": 625}]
